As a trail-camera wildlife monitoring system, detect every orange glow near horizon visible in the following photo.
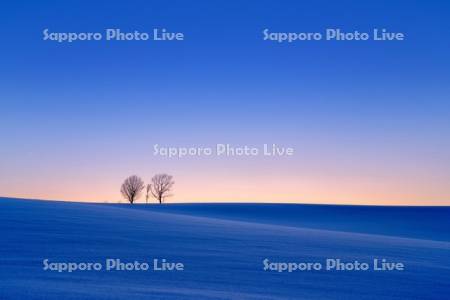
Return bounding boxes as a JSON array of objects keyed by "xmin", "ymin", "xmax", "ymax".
[{"xmin": 2, "ymin": 171, "xmax": 449, "ymax": 205}]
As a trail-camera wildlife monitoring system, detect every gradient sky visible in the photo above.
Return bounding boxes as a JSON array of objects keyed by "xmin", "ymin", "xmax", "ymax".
[{"xmin": 1, "ymin": 0, "xmax": 449, "ymax": 204}]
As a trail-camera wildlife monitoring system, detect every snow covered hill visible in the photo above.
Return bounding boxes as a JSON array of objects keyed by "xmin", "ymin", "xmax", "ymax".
[{"xmin": 0, "ymin": 198, "xmax": 449, "ymax": 300}]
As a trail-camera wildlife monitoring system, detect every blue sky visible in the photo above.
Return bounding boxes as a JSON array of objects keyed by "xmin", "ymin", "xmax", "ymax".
[{"xmin": 0, "ymin": 0, "xmax": 449, "ymax": 204}]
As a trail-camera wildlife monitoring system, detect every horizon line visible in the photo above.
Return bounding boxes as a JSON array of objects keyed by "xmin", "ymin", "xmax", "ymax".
[{"xmin": 1, "ymin": 196, "xmax": 449, "ymax": 208}]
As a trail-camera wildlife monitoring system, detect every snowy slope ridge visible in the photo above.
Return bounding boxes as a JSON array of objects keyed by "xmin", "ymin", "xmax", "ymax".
[
  {"xmin": 117, "ymin": 202, "xmax": 450, "ymax": 242},
  {"xmin": 0, "ymin": 197, "xmax": 449, "ymax": 300}
]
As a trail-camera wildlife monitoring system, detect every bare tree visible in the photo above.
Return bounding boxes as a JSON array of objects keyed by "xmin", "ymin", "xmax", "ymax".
[
  {"xmin": 120, "ymin": 175, "xmax": 145, "ymax": 204},
  {"xmin": 149, "ymin": 174, "xmax": 174, "ymax": 204}
]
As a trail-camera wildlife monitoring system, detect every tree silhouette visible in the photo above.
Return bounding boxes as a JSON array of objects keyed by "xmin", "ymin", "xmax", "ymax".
[
  {"xmin": 145, "ymin": 184, "xmax": 151, "ymax": 204},
  {"xmin": 150, "ymin": 174, "xmax": 174, "ymax": 204},
  {"xmin": 120, "ymin": 175, "xmax": 145, "ymax": 204}
]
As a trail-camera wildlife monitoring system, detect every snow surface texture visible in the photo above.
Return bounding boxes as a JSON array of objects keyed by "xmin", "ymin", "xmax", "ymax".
[{"xmin": 0, "ymin": 198, "xmax": 449, "ymax": 300}]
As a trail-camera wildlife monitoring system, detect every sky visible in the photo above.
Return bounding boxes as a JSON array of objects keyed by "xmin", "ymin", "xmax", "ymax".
[{"xmin": 0, "ymin": 0, "xmax": 449, "ymax": 205}]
